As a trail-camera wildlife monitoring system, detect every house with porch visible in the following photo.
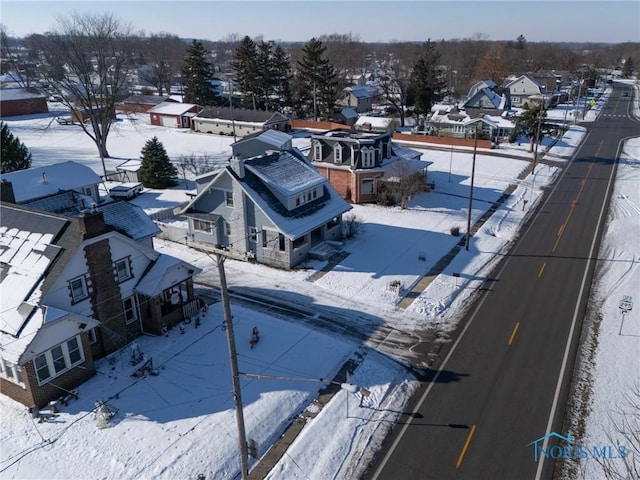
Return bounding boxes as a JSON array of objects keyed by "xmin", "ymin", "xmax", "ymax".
[
  {"xmin": 0, "ymin": 203, "xmax": 202, "ymax": 407},
  {"xmin": 428, "ymin": 106, "xmax": 515, "ymax": 143},
  {"xmin": 308, "ymin": 129, "xmax": 431, "ymax": 204},
  {"xmin": 192, "ymin": 107, "xmax": 291, "ymax": 137},
  {"xmin": 180, "ymin": 148, "xmax": 352, "ymax": 269}
]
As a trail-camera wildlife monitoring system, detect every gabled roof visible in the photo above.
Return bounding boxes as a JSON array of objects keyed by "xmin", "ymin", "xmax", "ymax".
[
  {"xmin": 231, "ymin": 129, "xmax": 293, "ymax": 150},
  {"xmin": 196, "ymin": 106, "xmax": 289, "ymax": 124},
  {"xmin": 149, "ymin": 101, "xmax": 200, "ymax": 115},
  {"xmin": 244, "ymin": 150, "xmax": 326, "ymax": 197},
  {"xmin": 505, "ymin": 74, "xmax": 544, "ymax": 91},
  {"xmin": 463, "ymin": 88, "xmax": 503, "ymax": 109},
  {"xmin": 134, "ymin": 254, "xmax": 202, "ymax": 297},
  {"xmin": 345, "ymin": 85, "xmax": 377, "ymax": 99},
  {"xmin": 184, "ymin": 149, "xmax": 351, "ymax": 239},
  {"xmin": 1, "ymin": 161, "xmax": 103, "ymax": 203},
  {"xmin": 23, "ymin": 191, "xmax": 160, "ymax": 242}
]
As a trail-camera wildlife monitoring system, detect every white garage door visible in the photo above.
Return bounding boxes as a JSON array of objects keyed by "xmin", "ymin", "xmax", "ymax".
[{"xmin": 160, "ymin": 116, "xmax": 178, "ymax": 128}]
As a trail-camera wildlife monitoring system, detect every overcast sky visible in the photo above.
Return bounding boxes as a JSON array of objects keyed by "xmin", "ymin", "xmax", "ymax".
[{"xmin": 1, "ymin": 1, "xmax": 638, "ymax": 44}]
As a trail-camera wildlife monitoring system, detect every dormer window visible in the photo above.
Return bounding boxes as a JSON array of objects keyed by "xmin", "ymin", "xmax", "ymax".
[
  {"xmin": 314, "ymin": 142, "xmax": 322, "ymax": 161},
  {"xmin": 334, "ymin": 143, "xmax": 343, "ymax": 164},
  {"xmin": 362, "ymin": 147, "xmax": 375, "ymax": 168}
]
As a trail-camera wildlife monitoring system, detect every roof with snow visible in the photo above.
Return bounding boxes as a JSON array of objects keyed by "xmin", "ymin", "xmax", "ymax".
[
  {"xmin": 134, "ymin": 254, "xmax": 202, "ymax": 297},
  {"xmin": 117, "ymin": 159, "xmax": 142, "ymax": 172},
  {"xmin": 149, "ymin": 101, "xmax": 200, "ymax": 115},
  {"xmin": 122, "ymin": 94, "xmax": 168, "ymax": 105},
  {"xmin": 345, "ymin": 85, "xmax": 377, "ymax": 99},
  {"xmin": 1, "ymin": 161, "xmax": 103, "ymax": 203},
  {"xmin": 231, "ymin": 129, "xmax": 293, "ymax": 150},
  {"xmin": 0, "ymin": 87, "xmax": 46, "ymax": 101},
  {"xmin": 184, "ymin": 149, "xmax": 352, "ymax": 239},
  {"xmin": 244, "ymin": 150, "xmax": 326, "ymax": 197},
  {"xmin": 354, "ymin": 116, "xmax": 393, "ymax": 129}
]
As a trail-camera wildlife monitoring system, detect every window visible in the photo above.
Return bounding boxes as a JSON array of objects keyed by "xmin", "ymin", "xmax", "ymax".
[
  {"xmin": 33, "ymin": 337, "xmax": 85, "ymax": 385},
  {"xmin": 362, "ymin": 179, "xmax": 374, "ymax": 195},
  {"xmin": 225, "ymin": 191, "xmax": 234, "ymax": 207},
  {"xmin": 224, "ymin": 221, "xmax": 231, "ymax": 236},
  {"xmin": 88, "ymin": 328, "xmax": 98, "ymax": 344},
  {"xmin": 314, "ymin": 142, "xmax": 322, "ymax": 161},
  {"xmin": 123, "ymin": 296, "xmax": 137, "ymax": 324},
  {"xmin": 69, "ymin": 276, "xmax": 88, "ymax": 303},
  {"xmin": 35, "ymin": 354, "xmax": 51, "ymax": 383},
  {"xmin": 193, "ymin": 219, "xmax": 213, "ymax": 234},
  {"xmin": 115, "ymin": 258, "xmax": 132, "ymax": 283},
  {"xmin": 249, "ymin": 227, "xmax": 258, "ymax": 243},
  {"xmin": 51, "ymin": 345, "xmax": 66, "ymax": 374},
  {"xmin": 362, "ymin": 148, "xmax": 375, "ymax": 168},
  {"xmin": 454, "ymin": 125, "xmax": 465, "ymax": 134},
  {"xmin": 278, "ymin": 233, "xmax": 286, "ymax": 251},
  {"xmin": 334, "ymin": 144, "xmax": 343, "ymax": 164},
  {"xmin": 312, "ymin": 189, "xmax": 317, "ymax": 199}
]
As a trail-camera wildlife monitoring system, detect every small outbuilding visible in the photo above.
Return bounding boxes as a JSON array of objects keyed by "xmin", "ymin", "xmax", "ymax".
[{"xmin": 0, "ymin": 87, "xmax": 49, "ymax": 117}]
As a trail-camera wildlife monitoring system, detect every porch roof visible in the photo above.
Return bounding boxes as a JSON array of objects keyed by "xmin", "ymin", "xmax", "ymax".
[{"xmin": 134, "ymin": 254, "xmax": 202, "ymax": 297}]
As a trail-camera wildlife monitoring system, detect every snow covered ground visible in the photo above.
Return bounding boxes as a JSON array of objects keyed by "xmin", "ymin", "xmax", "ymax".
[{"xmin": 1, "ymin": 84, "xmax": 637, "ymax": 479}]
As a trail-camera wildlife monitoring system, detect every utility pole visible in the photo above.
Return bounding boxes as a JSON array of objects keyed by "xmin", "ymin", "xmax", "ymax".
[
  {"xmin": 216, "ymin": 253, "xmax": 249, "ymax": 479},
  {"xmin": 228, "ymin": 79, "xmax": 237, "ymax": 143},
  {"xmin": 465, "ymin": 125, "xmax": 478, "ymax": 251}
]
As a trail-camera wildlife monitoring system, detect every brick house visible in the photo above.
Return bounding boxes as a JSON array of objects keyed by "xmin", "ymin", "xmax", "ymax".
[
  {"xmin": 118, "ymin": 94, "xmax": 174, "ymax": 113},
  {"xmin": 0, "ymin": 87, "xmax": 49, "ymax": 117},
  {"xmin": 308, "ymin": 130, "xmax": 430, "ymax": 204},
  {"xmin": 0, "ymin": 203, "xmax": 202, "ymax": 407}
]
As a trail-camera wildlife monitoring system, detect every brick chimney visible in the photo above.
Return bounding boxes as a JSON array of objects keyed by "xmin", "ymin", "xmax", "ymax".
[
  {"xmin": 78, "ymin": 209, "xmax": 107, "ymax": 239},
  {"xmin": 0, "ymin": 179, "xmax": 16, "ymax": 203}
]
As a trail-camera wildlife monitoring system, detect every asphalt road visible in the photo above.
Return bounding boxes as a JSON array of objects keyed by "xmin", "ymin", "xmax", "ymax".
[{"xmin": 368, "ymin": 83, "xmax": 639, "ymax": 480}]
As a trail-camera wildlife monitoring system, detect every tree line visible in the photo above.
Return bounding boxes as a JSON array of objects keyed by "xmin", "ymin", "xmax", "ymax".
[{"xmin": 0, "ymin": 12, "xmax": 637, "ymax": 176}]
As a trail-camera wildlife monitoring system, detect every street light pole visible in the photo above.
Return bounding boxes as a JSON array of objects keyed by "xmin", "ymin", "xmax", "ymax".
[
  {"xmin": 216, "ymin": 253, "xmax": 249, "ymax": 480},
  {"xmin": 465, "ymin": 126, "xmax": 478, "ymax": 251}
]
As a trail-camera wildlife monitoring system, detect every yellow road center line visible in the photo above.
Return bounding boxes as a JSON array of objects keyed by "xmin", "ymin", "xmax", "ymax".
[
  {"xmin": 456, "ymin": 424, "xmax": 477, "ymax": 469},
  {"xmin": 509, "ymin": 322, "xmax": 520, "ymax": 346},
  {"xmin": 538, "ymin": 261, "xmax": 547, "ymax": 278},
  {"xmin": 553, "ymin": 160, "xmax": 596, "ymax": 253}
]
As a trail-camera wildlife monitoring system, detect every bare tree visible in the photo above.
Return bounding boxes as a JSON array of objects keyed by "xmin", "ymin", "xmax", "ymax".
[
  {"xmin": 592, "ymin": 382, "xmax": 640, "ymax": 480},
  {"xmin": 384, "ymin": 160, "xmax": 426, "ymax": 209},
  {"xmin": 377, "ymin": 51, "xmax": 412, "ymax": 126},
  {"xmin": 33, "ymin": 12, "xmax": 136, "ymax": 179},
  {"xmin": 137, "ymin": 33, "xmax": 186, "ymax": 96},
  {"xmin": 0, "ymin": 26, "xmax": 37, "ymax": 87}
]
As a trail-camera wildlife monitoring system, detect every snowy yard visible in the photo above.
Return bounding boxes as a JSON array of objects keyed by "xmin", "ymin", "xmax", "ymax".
[{"xmin": 1, "ymin": 84, "xmax": 637, "ymax": 479}]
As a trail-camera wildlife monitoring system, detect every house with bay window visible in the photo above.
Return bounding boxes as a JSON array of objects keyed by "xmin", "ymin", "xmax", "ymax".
[
  {"xmin": 0, "ymin": 203, "xmax": 201, "ymax": 408},
  {"xmin": 181, "ymin": 148, "xmax": 352, "ymax": 269}
]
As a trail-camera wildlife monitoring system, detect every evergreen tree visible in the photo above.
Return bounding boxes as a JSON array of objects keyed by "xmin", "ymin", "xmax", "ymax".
[
  {"xmin": 1, "ymin": 122, "xmax": 32, "ymax": 173},
  {"xmin": 622, "ymin": 57, "xmax": 634, "ymax": 78},
  {"xmin": 255, "ymin": 41, "xmax": 276, "ymax": 110},
  {"xmin": 515, "ymin": 104, "xmax": 547, "ymax": 153},
  {"xmin": 138, "ymin": 136, "xmax": 178, "ymax": 189},
  {"xmin": 271, "ymin": 45, "xmax": 292, "ymax": 110},
  {"xmin": 231, "ymin": 36, "xmax": 259, "ymax": 109},
  {"xmin": 182, "ymin": 40, "xmax": 220, "ymax": 106},
  {"xmin": 409, "ymin": 40, "xmax": 448, "ymax": 119},
  {"xmin": 296, "ymin": 38, "xmax": 339, "ymax": 120}
]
